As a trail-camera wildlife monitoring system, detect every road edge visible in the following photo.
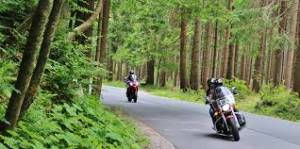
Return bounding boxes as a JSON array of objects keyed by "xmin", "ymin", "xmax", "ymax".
[
  {"xmin": 134, "ymin": 118, "xmax": 176, "ymax": 149},
  {"xmin": 110, "ymin": 107, "xmax": 176, "ymax": 149}
]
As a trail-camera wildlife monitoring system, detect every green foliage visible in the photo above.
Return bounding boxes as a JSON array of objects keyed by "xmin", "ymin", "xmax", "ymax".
[
  {"xmin": 0, "ymin": 93, "xmax": 148, "ymax": 148},
  {"xmin": 255, "ymin": 85, "xmax": 300, "ymax": 121},
  {"xmin": 44, "ymin": 38, "xmax": 106, "ymax": 100},
  {"xmin": 0, "ymin": 60, "xmax": 16, "ymax": 100},
  {"xmin": 224, "ymin": 79, "xmax": 252, "ymax": 100}
]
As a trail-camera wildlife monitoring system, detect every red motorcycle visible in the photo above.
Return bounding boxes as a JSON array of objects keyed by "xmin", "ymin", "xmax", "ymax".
[{"xmin": 126, "ymin": 80, "xmax": 139, "ymax": 103}]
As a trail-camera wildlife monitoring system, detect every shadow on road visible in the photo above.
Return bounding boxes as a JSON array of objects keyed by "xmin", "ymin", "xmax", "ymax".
[{"xmin": 201, "ymin": 133, "xmax": 233, "ymax": 142}]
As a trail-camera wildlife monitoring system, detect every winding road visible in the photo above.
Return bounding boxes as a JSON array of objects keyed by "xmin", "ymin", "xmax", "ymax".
[{"xmin": 102, "ymin": 86, "xmax": 300, "ymax": 149}]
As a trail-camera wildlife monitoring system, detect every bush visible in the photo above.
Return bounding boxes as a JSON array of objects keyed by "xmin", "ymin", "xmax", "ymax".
[
  {"xmin": 0, "ymin": 93, "xmax": 147, "ymax": 148},
  {"xmin": 255, "ymin": 85, "xmax": 300, "ymax": 121},
  {"xmin": 224, "ymin": 79, "xmax": 252, "ymax": 100}
]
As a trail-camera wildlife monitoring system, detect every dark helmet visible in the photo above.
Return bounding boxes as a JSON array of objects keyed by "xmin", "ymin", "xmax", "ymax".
[
  {"xmin": 207, "ymin": 78, "xmax": 216, "ymax": 87},
  {"xmin": 129, "ymin": 70, "xmax": 135, "ymax": 75}
]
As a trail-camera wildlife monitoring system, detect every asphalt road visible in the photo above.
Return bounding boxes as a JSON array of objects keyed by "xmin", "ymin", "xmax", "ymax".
[{"xmin": 102, "ymin": 86, "xmax": 300, "ymax": 149}]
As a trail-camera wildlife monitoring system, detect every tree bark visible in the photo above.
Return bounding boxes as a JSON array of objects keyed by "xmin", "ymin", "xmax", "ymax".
[
  {"xmin": 252, "ymin": 30, "xmax": 266, "ymax": 92},
  {"xmin": 95, "ymin": 0, "xmax": 110, "ymax": 96},
  {"xmin": 226, "ymin": 32, "xmax": 235, "ymax": 80},
  {"xmin": 201, "ymin": 23, "xmax": 212, "ymax": 89},
  {"xmin": 3, "ymin": 0, "xmax": 53, "ymax": 129},
  {"xmin": 273, "ymin": 1, "xmax": 288, "ymax": 86},
  {"xmin": 285, "ymin": 0, "xmax": 299, "ymax": 89},
  {"xmin": 234, "ymin": 42, "xmax": 239, "ymax": 77},
  {"xmin": 179, "ymin": 9, "xmax": 188, "ymax": 91},
  {"xmin": 190, "ymin": 18, "xmax": 201, "ymax": 90},
  {"xmin": 146, "ymin": 59, "xmax": 155, "ymax": 85},
  {"xmin": 221, "ymin": 28, "xmax": 230, "ymax": 78},
  {"xmin": 212, "ymin": 20, "xmax": 218, "ymax": 77},
  {"xmin": 20, "ymin": 0, "xmax": 65, "ymax": 116},
  {"xmin": 293, "ymin": 1, "xmax": 300, "ymax": 95}
]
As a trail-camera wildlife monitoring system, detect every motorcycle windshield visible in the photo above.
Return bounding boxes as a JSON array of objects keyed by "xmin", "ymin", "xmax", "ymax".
[{"xmin": 215, "ymin": 87, "xmax": 235, "ymax": 104}]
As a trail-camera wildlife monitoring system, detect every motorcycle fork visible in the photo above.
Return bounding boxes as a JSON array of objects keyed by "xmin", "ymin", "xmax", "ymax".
[
  {"xmin": 221, "ymin": 113, "xmax": 230, "ymax": 132},
  {"xmin": 231, "ymin": 107, "xmax": 241, "ymax": 129}
]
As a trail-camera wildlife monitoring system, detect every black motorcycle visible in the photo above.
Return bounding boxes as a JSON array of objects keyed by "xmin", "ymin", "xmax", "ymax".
[{"xmin": 207, "ymin": 87, "xmax": 246, "ymax": 141}]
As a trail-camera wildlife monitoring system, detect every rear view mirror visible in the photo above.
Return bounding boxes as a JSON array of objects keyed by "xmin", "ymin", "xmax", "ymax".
[{"xmin": 231, "ymin": 87, "xmax": 238, "ymax": 95}]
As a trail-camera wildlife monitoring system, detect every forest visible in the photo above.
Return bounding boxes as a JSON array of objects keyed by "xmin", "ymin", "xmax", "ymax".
[{"xmin": 0, "ymin": 0, "xmax": 300, "ymax": 148}]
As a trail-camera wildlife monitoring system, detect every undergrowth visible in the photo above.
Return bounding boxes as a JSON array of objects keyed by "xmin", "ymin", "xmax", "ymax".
[{"xmin": 0, "ymin": 92, "xmax": 148, "ymax": 148}]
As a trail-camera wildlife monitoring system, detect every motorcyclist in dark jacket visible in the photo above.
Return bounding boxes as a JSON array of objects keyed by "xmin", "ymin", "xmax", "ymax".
[
  {"xmin": 125, "ymin": 70, "xmax": 138, "ymax": 97},
  {"xmin": 205, "ymin": 78, "xmax": 222, "ymax": 125}
]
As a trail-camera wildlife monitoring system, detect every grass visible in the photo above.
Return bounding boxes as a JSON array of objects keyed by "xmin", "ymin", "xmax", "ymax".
[{"xmin": 105, "ymin": 81, "xmax": 300, "ymax": 122}]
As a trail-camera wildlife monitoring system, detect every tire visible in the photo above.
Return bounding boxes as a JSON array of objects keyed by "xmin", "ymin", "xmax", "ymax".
[
  {"xmin": 133, "ymin": 92, "xmax": 138, "ymax": 103},
  {"xmin": 227, "ymin": 117, "xmax": 240, "ymax": 141},
  {"xmin": 128, "ymin": 96, "xmax": 132, "ymax": 102}
]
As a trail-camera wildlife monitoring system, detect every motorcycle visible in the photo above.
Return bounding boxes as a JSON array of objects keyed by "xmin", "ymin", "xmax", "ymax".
[
  {"xmin": 207, "ymin": 87, "xmax": 246, "ymax": 141},
  {"xmin": 126, "ymin": 80, "xmax": 139, "ymax": 103}
]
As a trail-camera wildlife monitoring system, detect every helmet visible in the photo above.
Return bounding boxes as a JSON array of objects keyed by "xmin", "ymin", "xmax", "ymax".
[
  {"xmin": 129, "ymin": 70, "xmax": 135, "ymax": 75},
  {"xmin": 207, "ymin": 78, "xmax": 216, "ymax": 87},
  {"xmin": 216, "ymin": 78, "xmax": 223, "ymax": 86}
]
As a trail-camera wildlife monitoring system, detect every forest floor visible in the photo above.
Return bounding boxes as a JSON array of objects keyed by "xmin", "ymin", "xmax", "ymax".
[{"xmin": 104, "ymin": 81, "xmax": 300, "ymax": 123}]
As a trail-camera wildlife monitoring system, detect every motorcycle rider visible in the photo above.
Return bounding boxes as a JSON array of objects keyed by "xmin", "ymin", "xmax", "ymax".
[
  {"xmin": 205, "ymin": 78, "xmax": 222, "ymax": 125},
  {"xmin": 125, "ymin": 70, "xmax": 138, "ymax": 97}
]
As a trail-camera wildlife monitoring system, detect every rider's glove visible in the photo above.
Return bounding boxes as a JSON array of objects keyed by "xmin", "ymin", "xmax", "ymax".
[{"xmin": 205, "ymin": 96, "xmax": 210, "ymax": 104}]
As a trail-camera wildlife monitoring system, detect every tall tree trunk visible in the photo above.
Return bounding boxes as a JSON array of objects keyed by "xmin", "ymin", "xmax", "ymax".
[
  {"xmin": 252, "ymin": 30, "xmax": 266, "ymax": 92},
  {"xmin": 240, "ymin": 55, "xmax": 246, "ymax": 80},
  {"xmin": 190, "ymin": 18, "xmax": 201, "ymax": 90},
  {"xmin": 293, "ymin": 1, "xmax": 300, "ymax": 95},
  {"xmin": 226, "ymin": 33, "xmax": 235, "ymax": 80},
  {"xmin": 201, "ymin": 23, "xmax": 212, "ymax": 89},
  {"xmin": 146, "ymin": 59, "xmax": 155, "ymax": 85},
  {"xmin": 273, "ymin": 1, "xmax": 288, "ymax": 86},
  {"xmin": 234, "ymin": 42, "xmax": 239, "ymax": 77},
  {"xmin": 285, "ymin": 0, "xmax": 299, "ymax": 89},
  {"xmin": 20, "ymin": 0, "xmax": 64, "ymax": 116},
  {"xmin": 221, "ymin": 28, "xmax": 230, "ymax": 77},
  {"xmin": 3, "ymin": 0, "xmax": 53, "ymax": 129},
  {"xmin": 159, "ymin": 69, "xmax": 166, "ymax": 87},
  {"xmin": 117, "ymin": 62, "xmax": 123, "ymax": 80},
  {"xmin": 94, "ymin": 0, "xmax": 110, "ymax": 96},
  {"xmin": 179, "ymin": 9, "xmax": 188, "ymax": 91},
  {"xmin": 253, "ymin": 0, "xmax": 267, "ymax": 92},
  {"xmin": 212, "ymin": 20, "xmax": 218, "ymax": 77}
]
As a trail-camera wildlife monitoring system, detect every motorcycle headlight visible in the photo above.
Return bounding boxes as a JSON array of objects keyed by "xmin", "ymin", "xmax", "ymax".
[
  {"xmin": 129, "ymin": 82, "xmax": 133, "ymax": 86},
  {"xmin": 222, "ymin": 104, "xmax": 230, "ymax": 112}
]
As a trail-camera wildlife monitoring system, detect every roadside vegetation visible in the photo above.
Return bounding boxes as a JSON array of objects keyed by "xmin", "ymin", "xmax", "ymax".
[
  {"xmin": 106, "ymin": 80, "xmax": 300, "ymax": 122},
  {"xmin": 0, "ymin": 94, "xmax": 148, "ymax": 148}
]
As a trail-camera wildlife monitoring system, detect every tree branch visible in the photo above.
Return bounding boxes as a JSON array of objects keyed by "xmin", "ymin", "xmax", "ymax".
[{"xmin": 67, "ymin": 0, "xmax": 103, "ymax": 41}]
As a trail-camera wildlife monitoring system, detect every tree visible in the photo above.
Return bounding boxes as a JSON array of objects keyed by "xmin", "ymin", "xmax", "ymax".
[
  {"xmin": 190, "ymin": 18, "xmax": 201, "ymax": 90},
  {"xmin": 3, "ymin": 0, "xmax": 53, "ymax": 129},
  {"xmin": 273, "ymin": 1, "xmax": 288, "ymax": 86},
  {"xmin": 285, "ymin": 0, "xmax": 299, "ymax": 89},
  {"xmin": 179, "ymin": 8, "xmax": 188, "ymax": 91},
  {"xmin": 201, "ymin": 23, "xmax": 212, "ymax": 89},
  {"xmin": 20, "ymin": 0, "xmax": 65, "ymax": 116},
  {"xmin": 95, "ymin": 0, "xmax": 111, "ymax": 96}
]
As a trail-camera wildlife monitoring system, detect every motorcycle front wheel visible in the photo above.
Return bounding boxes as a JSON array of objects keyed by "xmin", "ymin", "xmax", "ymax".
[
  {"xmin": 133, "ymin": 92, "xmax": 138, "ymax": 103},
  {"xmin": 227, "ymin": 117, "xmax": 240, "ymax": 141}
]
